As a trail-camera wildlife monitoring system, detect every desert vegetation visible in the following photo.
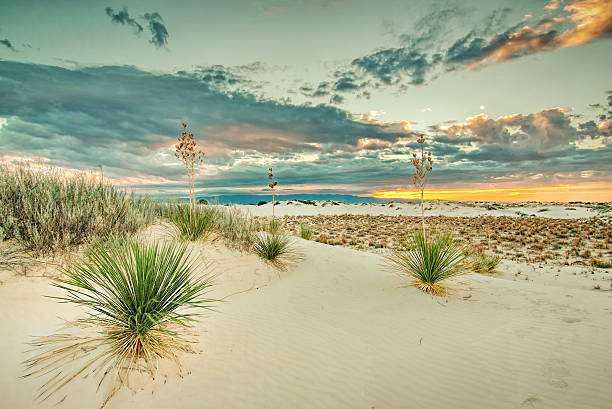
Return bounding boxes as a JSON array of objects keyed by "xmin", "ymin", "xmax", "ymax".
[
  {"xmin": 0, "ymin": 166, "xmax": 158, "ymax": 256},
  {"xmin": 272, "ymin": 214, "xmax": 610, "ymax": 266},
  {"xmin": 385, "ymin": 231, "xmax": 466, "ymax": 296},
  {"xmin": 24, "ymin": 237, "xmax": 214, "ymax": 407}
]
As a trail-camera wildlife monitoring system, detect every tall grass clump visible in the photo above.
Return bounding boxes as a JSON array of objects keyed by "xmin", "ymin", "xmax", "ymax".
[
  {"xmin": 298, "ymin": 224, "xmax": 313, "ymax": 240},
  {"xmin": 170, "ymin": 204, "xmax": 219, "ymax": 241},
  {"xmin": 214, "ymin": 206, "xmax": 257, "ymax": 251},
  {"xmin": 0, "ymin": 166, "xmax": 156, "ymax": 255},
  {"xmin": 24, "ymin": 238, "xmax": 214, "ymax": 407},
  {"xmin": 253, "ymin": 232, "xmax": 299, "ymax": 269},
  {"xmin": 469, "ymin": 251, "xmax": 501, "ymax": 274},
  {"xmin": 385, "ymin": 231, "xmax": 466, "ymax": 296}
]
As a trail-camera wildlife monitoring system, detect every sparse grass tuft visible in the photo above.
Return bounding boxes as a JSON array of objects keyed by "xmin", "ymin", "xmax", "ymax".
[
  {"xmin": 24, "ymin": 238, "xmax": 214, "ymax": 407},
  {"xmin": 469, "ymin": 251, "xmax": 501, "ymax": 274},
  {"xmin": 298, "ymin": 224, "xmax": 313, "ymax": 240},
  {"xmin": 169, "ymin": 204, "xmax": 219, "ymax": 241},
  {"xmin": 385, "ymin": 231, "xmax": 466, "ymax": 296},
  {"xmin": 214, "ymin": 206, "xmax": 257, "ymax": 251},
  {"xmin": 253, "ymin": 232, "xmax": 300, "ymax": 269}
]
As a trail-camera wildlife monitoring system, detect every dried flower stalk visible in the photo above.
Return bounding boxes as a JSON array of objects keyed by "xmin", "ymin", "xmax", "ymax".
[
  {"xmin": 174, "ymin": 123, "xmax": 205, "ymax": 208},
  {"xmin": 268, "ymin": 167, "xmax": 278, "ymax": 219},
  {"xmin": 411, "ymin": 134, "xmax": 433, "ymax": 236}
]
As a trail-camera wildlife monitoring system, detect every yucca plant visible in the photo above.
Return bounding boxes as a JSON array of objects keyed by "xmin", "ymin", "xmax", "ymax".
[
  {"xmin": 298, "ymin": 224, "xmax": 313, "ymax": 240},
  {"xmin": 23, "ymin": 238, "xmax": 214, "ymax": 408},
  {"xmin": 169, "ymin": 204, "xmax": 219, "ymax": 241},
  {"xmin": 469, "ymin": 251, "xmax": 501, "ymax": 274},
  {"xmin": 253, "ymin": 232, "xmax": 299, "ymax": 269},
  {"xmin": 385, "ymin": 231, "xmax": 466, "ymax": 296}
]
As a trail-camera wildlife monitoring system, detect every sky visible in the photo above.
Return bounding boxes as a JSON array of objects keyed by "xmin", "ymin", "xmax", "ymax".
[{"xmin": 0, "ymin": 0, "xmax": 611, "ymax": 202}]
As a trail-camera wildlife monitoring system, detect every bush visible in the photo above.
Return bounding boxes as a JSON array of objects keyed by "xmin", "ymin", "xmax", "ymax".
[
  {"xmin": 169, "ymin": 204, "xmax": 219, "ymax": 241},
  {"xmin": 384, "ymin": 231, "xmax": 466, "ymax": 296},
  {"xmin": 0, "ymin": 166, "xmax": 156, "ymax": 255},
  {"xmin": 298, "ymin": 224, "xmax": 313, "ymax": 240},
  {"xmin": 24, "ymin": 238, "xmax": 214, "ymax": 405},
  {"xmin": 257, "ymin": 200, "xmax": 267, "ymax": 206},
  {"xmin": 469, "ymin": 251, "xmax": 501, "ymax": 274}
]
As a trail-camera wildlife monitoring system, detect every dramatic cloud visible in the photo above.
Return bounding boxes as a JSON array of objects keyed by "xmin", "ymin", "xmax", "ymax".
[
  {"xmin": 105, "ymin": 7, "xmax": 143, "ymax": 33},
  {"xmin": 143, "ymin": 12, "xmax": 169, "ymax": 47},
  {"xmin": 0, "ymin": 61, "xmax": 609, "ymax": 195},
  {"xmin": 308, "ymin": 0, "xmax": 612, "ymax": 96},
  {"xmin": 0, "ymin": 39, "xmax": 16, "ymax": 51}
]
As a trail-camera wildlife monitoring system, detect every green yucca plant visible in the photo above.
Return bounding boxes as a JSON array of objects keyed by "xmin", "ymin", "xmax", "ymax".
[
  {"xmin": 24, "ymin": 238, "xmax": 214, "ymax": 408},
  {"xmin": 385, "ymin": 231, "xmax": 466, "ymax": 296},
  {"xmin": 298, "ymin": 224, "xmax": 313, "ymax": 240},
  {"xmin": 469, "ymin": 251, "xmax": 501, "ymax": 274},
  {"xmin": 170, "ymin": 204, "xmax": 219, "ymax": 241},
  {"xmin": 253, "ymin": 232, "xmax": 299, "ymax": 269},
  {"xmin": 0, "ymin": 166, "xmax": 156, "ymax": 255}
]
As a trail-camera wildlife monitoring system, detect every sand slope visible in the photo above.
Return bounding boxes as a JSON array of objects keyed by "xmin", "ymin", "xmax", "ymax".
[{"xmin": 1, "ymin": 237, "xmax": 611, "ymax": 409}]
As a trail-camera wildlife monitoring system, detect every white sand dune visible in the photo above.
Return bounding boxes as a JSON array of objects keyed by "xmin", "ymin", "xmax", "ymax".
[
  {"xmin": 238, "ymin": 200, "xmax": 600, "ymax": 219},
  {"xmin": 1, "ymin": 232, "xmax": 610, "ymax": 409}
]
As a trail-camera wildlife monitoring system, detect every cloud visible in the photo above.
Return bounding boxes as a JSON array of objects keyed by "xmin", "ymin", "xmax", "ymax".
[
  {"xmin": 0, "ymin": 39, "xmax": 16, "ymax": 51},
  {"xmin": 0, "ymin": 61, "xmax": 609, "ymax": 196},
  {"xmin": 320, "ymin": 0, "xmax": 611, "ymax": 93},
  {"xmin": 105, "ymin": 7, "xmax": 143, "ymax": 33},
  {"xmin": 143, "ymin": 12, "xmax": 169, "ymax": 48}
]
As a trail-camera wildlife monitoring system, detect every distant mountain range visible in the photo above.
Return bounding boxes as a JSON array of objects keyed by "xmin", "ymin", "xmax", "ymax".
[{"xmin": 195, "ymin": 194, "xmax": 413, "ymax": 204}]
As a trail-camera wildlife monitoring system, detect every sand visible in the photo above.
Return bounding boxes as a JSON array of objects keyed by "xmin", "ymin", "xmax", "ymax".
[
  {"xmin": 1, "ymin": 218, "xmax": 611, "ymax": 409},
  {"xmin": 237, "ymin": 200, "xmax": 602, "ymax": 219}
]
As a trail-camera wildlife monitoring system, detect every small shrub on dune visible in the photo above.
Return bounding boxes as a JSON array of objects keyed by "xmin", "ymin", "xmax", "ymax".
[
  {"xmin": 385, "ymin": 231, "xmax": 466, "ymax": 296},
  {"xmin": 170, "ymin": 204, "xmax": 219, "ymax": 241},
  {"xmin": 298, "ymin": 224, "xmax": 313, "ymax": 240},
  {"xmin": 253, "ymin": 232, "xmax": 299, "ymax": 269},
  {"xmin": 469, "ymin": 251, "xmax": 501, "ymax": 274},
  {"xmin": 24, "ymin": 238, "xmax": 214, "ymax": 407}
]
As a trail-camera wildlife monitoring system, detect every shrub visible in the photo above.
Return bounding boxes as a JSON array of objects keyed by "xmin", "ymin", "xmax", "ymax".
[
  {"xmin": 257, "ymin": 200, "xmax": 267, "ymax": 206},
  {"xmin": 253, "ymin": 232, "xmax": 299, "ymax": 269},
  {"xmin": 24, "ymin": 238, "xmax": 214, "ymax": 406},
  {"xmin": 469, "ymin": 251, "xmax": 501, "ymax": 274},
  {"xmin": 384, "ymin": 231, "xmax": 466, "ymax": 296},
  {"xmin": 0, "ymin": 166, "xmax": 156, "ymax": 255},
  {"xmin": 298, "ymin": 224, "xmax": 313, "ymax": 240},
  {"xmin": 169, "ymin": 204, "xmax": 219, "ymax": 241}
]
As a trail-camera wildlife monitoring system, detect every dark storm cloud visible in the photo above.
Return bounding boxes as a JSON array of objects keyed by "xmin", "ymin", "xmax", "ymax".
[
  {"xmin": 105, "ymin": 7, "xmax": 143, "ymax": 33},
  {"xmin": 0, "ymin": 39, "xmax": 16, "ymax": 51},
  {"xmin": 143, "ymin": 12, "xmax": 169, "ymax": 47}
]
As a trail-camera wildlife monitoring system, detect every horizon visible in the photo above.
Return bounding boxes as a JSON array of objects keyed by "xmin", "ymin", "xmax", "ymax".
[{"xmin": 1, "ymin": 0, "xmax": 611, "ymax": 201}]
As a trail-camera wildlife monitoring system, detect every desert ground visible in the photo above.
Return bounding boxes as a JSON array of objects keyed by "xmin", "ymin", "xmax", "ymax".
[{"xmin": 1, "ymin": 201, "xmax": 611, "ymax": 409}]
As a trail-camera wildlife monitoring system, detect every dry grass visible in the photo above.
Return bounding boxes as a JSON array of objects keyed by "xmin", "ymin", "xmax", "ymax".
[{"xmin": 269, "ymin": 215, "xmax": 611, "ymax": 266}]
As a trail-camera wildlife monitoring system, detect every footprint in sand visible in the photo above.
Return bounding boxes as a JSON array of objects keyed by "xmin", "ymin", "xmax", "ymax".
[
  {"xmin": 542, "ymin": 359, "xmax": 569, "ymax": 388},
  {"xmin": 516, "ymin": 396, "xmax": 542, "ymax": 409}
]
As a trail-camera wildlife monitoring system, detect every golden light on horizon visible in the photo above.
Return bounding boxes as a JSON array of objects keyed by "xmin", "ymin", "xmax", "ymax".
[{"xmin": 371, "ymin": 183, "xmax": 612, "ymax": 202}]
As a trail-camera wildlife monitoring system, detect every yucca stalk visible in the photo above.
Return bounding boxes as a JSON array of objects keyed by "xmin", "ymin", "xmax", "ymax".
[
  {"xmin": 410, "ymin": 134, "xmax": 433, "ymax": 237},
  {"xmin": 23, "ymin": 238, "xmax": 214, "ymax": 408},
  {"xmin": 175, "ymin": 123, "xmax": 205, "ymax": 209},
  {"xmin": 385, "ymin": 231, "xmax": 465, "ymax": 296}
]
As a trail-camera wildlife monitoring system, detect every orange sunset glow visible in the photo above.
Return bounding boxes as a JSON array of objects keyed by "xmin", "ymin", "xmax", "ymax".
[{"xmin": 372, "ymin": 183, "xmax": 612, "ymax": 202}]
